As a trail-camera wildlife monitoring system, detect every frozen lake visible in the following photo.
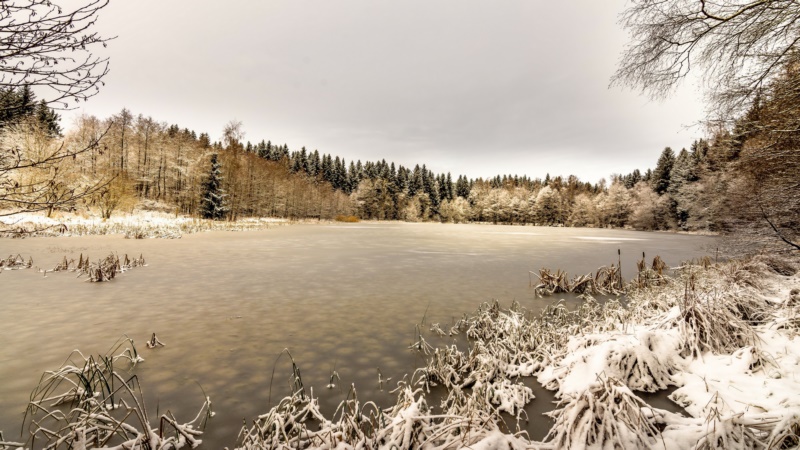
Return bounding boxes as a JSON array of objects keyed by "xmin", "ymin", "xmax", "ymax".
[{"xmin": 0, "ymin": 222, "xmax": 715, "ymax": 446}]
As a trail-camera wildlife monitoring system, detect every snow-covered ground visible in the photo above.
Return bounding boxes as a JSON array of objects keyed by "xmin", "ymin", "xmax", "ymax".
[{"xmin": 0, "ymin": 210, "xmax": 289, "ymax": 238}]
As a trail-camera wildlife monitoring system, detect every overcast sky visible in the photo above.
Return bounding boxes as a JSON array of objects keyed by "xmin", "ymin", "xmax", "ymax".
[{"xmin": 62, "ymin": 0, "xmax": 705, "ymax": 183}]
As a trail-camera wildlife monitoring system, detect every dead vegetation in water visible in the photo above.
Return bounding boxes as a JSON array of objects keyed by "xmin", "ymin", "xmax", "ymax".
[
  {"xmin": 237, "ymin": 365, "xmax": 532, "ymax": 450},
  {"xmin": 0, "ymin": 253, "xmax": 32, "ymax": 271},
  {"xmin": 15, "ymin": 338, "xmax": 211, "ymax": 450},
  {"xmin": 5, "ymin": 252, "xmax": 799, "ymax": 450},
  {"xmin": 546, "ymin": 376, "xmax": 661, "ymax": 449},
  {"xmin": 531, "ymin": 264, "xmax": 625, "ymax": 296},
  {"xmin": 531, "ymin": 251, "xmax": 670, "ymax": 297},
  {"xmin": 37, "ymin": 253, "xmax": 146, "ymax": 282}
]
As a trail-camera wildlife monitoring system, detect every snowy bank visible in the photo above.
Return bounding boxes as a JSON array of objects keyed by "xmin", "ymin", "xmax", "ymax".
[
  {"xmin": 235, "ymin": 254, "xmax": 799, "ymax": 449},
  {"xmin": 0, "ymin": 210, "xmax": 289, "ymax": 238}
]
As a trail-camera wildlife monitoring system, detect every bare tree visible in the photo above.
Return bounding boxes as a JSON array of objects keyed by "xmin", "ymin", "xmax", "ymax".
[
  {"xmin": 1, "ymin": 121, "xmax": 110, "ymax": 224},
  {"xmin": 0, "ymin": 0, "xmax": 112, "ymax": 230},
  {"xmin": 614, "ymin": 0, "xmax": 800, "ymax": 251},
  {"xmin": 1, "ymin": 0, "xmax": 111, "ymax": 110},
  {"xmin": 612, "ymin": 0, "xmax": 800, "ymax": 120}
]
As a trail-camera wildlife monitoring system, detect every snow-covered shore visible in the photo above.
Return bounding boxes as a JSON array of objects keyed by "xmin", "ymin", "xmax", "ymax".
[
  {"xmin": 0, "ymin": 210, "xmax": 290, "ymax": 238},
  {"xmin": 234, "ymin": 255, "xmax": 799, "ymax": 449}
]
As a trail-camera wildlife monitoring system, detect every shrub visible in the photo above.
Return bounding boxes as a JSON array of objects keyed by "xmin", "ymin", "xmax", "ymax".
[{"xmin": 334, "ymin": 215, "xmax": 360, "ymax": 223}]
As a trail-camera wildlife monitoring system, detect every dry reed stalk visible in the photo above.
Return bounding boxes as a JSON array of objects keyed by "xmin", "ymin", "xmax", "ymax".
[
  {"xmin": 0, "ymin": 254, "xmax": 32, "ymax": 270},
  {"xmin": 20, "ymin": 338, "xmax": 211, "ymax": 450},
  {"xmin": 546, "ymin": 376, "xmax": 660, "ymax": 449}
]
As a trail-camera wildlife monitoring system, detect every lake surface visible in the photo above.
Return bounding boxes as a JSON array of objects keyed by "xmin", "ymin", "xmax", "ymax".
[{"xmin": 0, "ymin": 223, "xmax": 715, "ymax": 447}]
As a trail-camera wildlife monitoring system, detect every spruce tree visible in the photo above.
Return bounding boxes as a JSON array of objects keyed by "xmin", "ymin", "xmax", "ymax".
[
  {"xmin": 35, "ymin": 100, "xmax": 61, "ymax": 136},
  {"xmin": 651, "ymin": 147, "xmax": 675, "ymax": 195},
  {"xmin": 456, "ymin": 175, "xmax": 471, "ymax": 199},
  {"xmin": 200, "ymin": 154, "xmax": 228, "ymax": 220}
]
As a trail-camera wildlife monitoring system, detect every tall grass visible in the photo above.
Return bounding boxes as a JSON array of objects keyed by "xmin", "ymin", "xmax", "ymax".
[
  {"xmin": 17, "ymin": 337, "xmax": 211, "ymax": 450},
  {"xmin": 37, "ymin": 252, "xmax": 146, "ymax": 282}
]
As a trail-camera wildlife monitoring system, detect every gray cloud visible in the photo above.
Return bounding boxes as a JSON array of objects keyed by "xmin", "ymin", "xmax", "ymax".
[{"xmin": 64, "ymin": 0, "xmax": 704, "ymax": 182}]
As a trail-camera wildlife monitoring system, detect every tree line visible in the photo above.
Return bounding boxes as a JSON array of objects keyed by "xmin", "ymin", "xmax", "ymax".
[{"xmin": 2, "ymin": 91, "xmax": 793, "ymax": 246}]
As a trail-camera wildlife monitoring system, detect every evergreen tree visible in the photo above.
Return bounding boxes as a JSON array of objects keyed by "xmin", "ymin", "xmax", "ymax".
[
  {"xmin": 309, "ymin": 150, "xmax": 321, "ymax": 177},
  {"xmin": 456, "ymin": 175, "xmax": 471, "ymax": 198},
  {"xmin": 348, "ymin": 161, "xmax": 359, "ymax": 192},
  {"xmin": 409, "ymin": 165, "xmax": 423, "ymax": 197},
  {"xmin": 198, "ymin": 133, "xmax": 211, "ymax": 148},
  {"xmin": 200, "ymin": 154, "xmax": 228, "ymax": 220},
  {"xmin": 445, "ymin": 172, "xmax": 454, "ymax": 201},
  {"xmin": 651, "ymin": 147, "xmax": 675, "ymax": 195},
  {"xmin": 668, "ymin": 148, "xmax": 700, "ymax": 228},
  {"xmin": 34, "ymin": 100, "xmax": 62, "ymax": 136},
  {"xmin": 0, "ymin": 86, "xmax": 61, "ymax": 134}
]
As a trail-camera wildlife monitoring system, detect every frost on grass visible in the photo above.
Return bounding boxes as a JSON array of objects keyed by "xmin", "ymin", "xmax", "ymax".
[
  {"xmin": 14, "ymin": 337, "xmax": 211, "ymax": 450},
  {"xmin": 0, "ymin": 210, "xmax": 289, "ymax": 239}
]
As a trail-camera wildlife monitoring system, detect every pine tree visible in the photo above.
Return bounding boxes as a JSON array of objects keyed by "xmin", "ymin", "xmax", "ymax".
[
  {"xmin": 445, "ymin": 172, "xmax": 454, "ymax": 201},
  {"xmin": 668, "ymin": 148, "xmax": 699, "ymax": 228},
  {"xmin": 651, "ymin": 147, "xmax": 675, "ymax": 195},
  {"xmin": 409, "ymin": 165, "xmax": 423, "ymax": 197},
  {"xmin": 0, "ymin": 86, "xmax": 61, "ymax": 134},
  {"xmin": 200, "ymin": 154, "xmax": 228, "ymax": 220},
  {"xmin": 35, "ymin": 100, "xmax": 61, "ymax": 136},
  {"xmin": 456, "ymin": 175, "xmax": 471, "ymax": 199}
]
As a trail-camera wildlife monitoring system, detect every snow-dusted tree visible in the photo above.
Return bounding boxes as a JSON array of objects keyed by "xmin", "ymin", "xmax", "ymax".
[
  {"xmin": 650, "ymin": 147, "xmax": 675, "ymax": 195},
  {"xmin": 1, "ymin": 120, "xmax": 110, "ymax": 223},
  {"xmin": 613, "ymin": 0, "xmax": 800, "ymax": 122},
  {"xmin": 535, "ymin": 185, "xmax": 563, "ymax": 225},
  {"xmin": 0, "ymin": 0, "xmax": 111, "ymax": 110},
  {"xmin": 597, "ymin": 182, "xmax": 632, "ymax": 228},
  {"xmin": 613, "ymin": 0, "xmax": 800, "ymax": 248},
  {"xmin": 568, "ymin": 193, "xmax": 598, "ymax": 227},
  {"xmin": 629, "ymin": 182, "xmax": 674, "ymax": 230},
  {"xmin": 401, "ymin": 195, "xmax": 422, "ymax": 222},
  {"xmin": 668, "ymin": 148, "xmax": 699, "ymax": 229},
  {"xmin": 468, "ymin": 182, "xmax": 492, "ymax": 222},
  {"xmin": 439, "ymin": 197, "xmax": 471, "ymax": 223},
  {"xmin": 200, "ymin": 154, "xmax": 227, "ymax": 220},
  {"xmin": 355, "ymin": 178, "xmax": 395, "ymax": 220},
  {"xmin": 487, "ymin": 188, "xmax": 511, "ymax": 224}
]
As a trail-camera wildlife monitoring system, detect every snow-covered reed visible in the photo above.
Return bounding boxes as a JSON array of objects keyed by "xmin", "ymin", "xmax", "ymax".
[
  {"xmin": 531, "ymin": 265, "xmax": 626, "ymax": 296},
  {"xmin": 14, "ymin": 337, "xmax": 211, "ymax": 450},
  {"xmin": 3, "ymin": 253, "xmax": 798, "ymax": 449},
  {"xmin": 236, "ymin": 253, "xmax": 799, "ymax": 449},
  {"xmin": 0, "ymin": 253, "xmax": 32, "ymax": 270},
  {"xmin": 38, "ymin": 252, "xmax": 146, "ymax": 282}
]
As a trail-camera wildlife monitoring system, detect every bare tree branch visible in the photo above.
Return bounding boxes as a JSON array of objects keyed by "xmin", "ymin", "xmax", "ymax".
[
  {"xmin": 612, "ymin": 0, "xmax": 800, "ymax": 121},
  {"xmin": 0, "ymin": 0, "xmax": 113, "ymax": 110}
]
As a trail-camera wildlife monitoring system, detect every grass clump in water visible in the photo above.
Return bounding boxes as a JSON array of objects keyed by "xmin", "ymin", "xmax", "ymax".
[{"xmin": 15, "ymin": 337, "xmax": 211, "ymax": 450}]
